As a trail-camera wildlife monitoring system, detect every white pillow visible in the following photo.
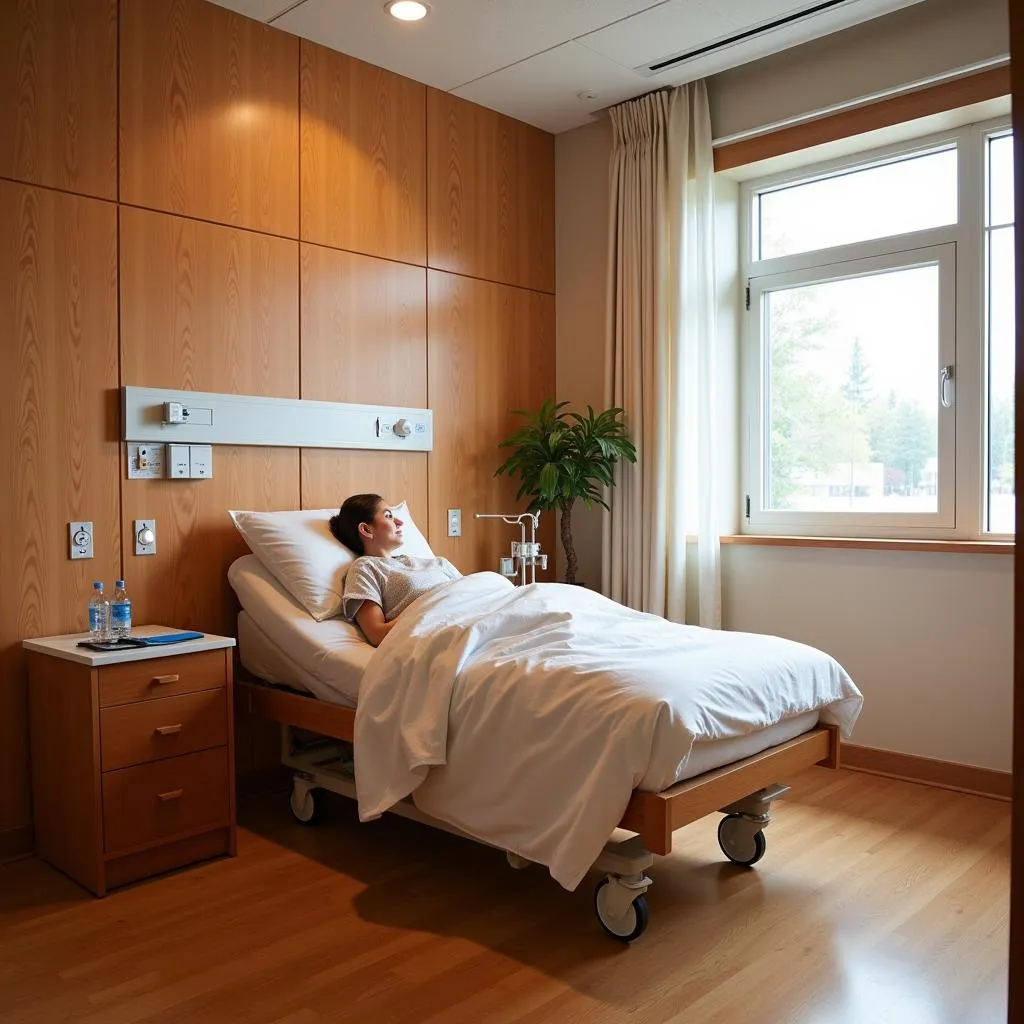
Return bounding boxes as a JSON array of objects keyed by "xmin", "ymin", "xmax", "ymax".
[{"xmin": 228, "ymin": 500, "xmax": 434, "ymax": 622}]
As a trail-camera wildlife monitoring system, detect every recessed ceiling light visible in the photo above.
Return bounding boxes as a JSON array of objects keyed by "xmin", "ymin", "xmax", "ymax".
[{"xmin": 387, "ymin": 1, "xmax": 428, "ymax": 21}]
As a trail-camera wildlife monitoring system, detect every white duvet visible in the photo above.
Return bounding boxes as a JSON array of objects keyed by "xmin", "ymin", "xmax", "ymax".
[{"xmin": 354, "ymin": 572, "xmax": 862, "ymax": 891}]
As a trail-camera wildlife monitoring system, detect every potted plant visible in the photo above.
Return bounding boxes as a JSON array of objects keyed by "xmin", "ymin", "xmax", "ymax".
[{"xmin": 495, "ymin": 399, "xmax": 638, "ymax": 586}]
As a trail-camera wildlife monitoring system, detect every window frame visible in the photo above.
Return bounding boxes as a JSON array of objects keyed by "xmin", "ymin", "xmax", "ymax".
[{"xmin": 739, "ymin": 115, "xmax": 1012, "ymax": 540}]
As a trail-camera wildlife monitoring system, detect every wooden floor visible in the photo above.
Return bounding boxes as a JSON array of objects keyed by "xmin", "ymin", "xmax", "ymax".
[{"xmin": 0, "ymin": 767, "xmax": 1010, "ymax": 1023}]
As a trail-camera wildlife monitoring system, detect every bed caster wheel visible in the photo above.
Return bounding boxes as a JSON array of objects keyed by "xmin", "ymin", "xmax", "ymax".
[
  {"xmin": 718, "ymin": 813, "xmax": 766, "ymax": 866},
  {"xmin": 506, "ymin": 851, "xmax": 531, "ymax": 870},
  {"xmin": 290, "ymin": 785, "xmax": 320, "ymax": 826},
  {"xmin": 594, "ymin": 878, "xmax": 649, "ymax": 943}
]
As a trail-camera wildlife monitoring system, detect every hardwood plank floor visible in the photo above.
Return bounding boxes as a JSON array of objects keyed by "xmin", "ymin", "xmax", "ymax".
[{"xmin": 0, "ymin": 767, "xmax": 1009, "ymax": 1023}]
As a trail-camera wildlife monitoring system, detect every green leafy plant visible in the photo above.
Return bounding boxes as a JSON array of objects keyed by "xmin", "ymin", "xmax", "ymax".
[{"xmin": 495, "ymin": 399, "xmax": 638, "ymax": 585}]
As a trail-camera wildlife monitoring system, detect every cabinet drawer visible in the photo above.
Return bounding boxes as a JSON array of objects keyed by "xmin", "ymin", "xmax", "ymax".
[
  {"xmin": 102, "ymin": 747, "xmax": 229, "ymax": 854},
  {"xmin": 100, "ymin": 689, "xmax": 227, "ymax": 771},
  {"xmin": 98, "ymin": 650, "xmax": 225, "ymax": 707}
]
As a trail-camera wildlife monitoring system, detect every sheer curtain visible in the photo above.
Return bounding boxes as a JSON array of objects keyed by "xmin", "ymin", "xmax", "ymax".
[{"xmin": 601, "ymin": 82, "xmax": 721, "ymax": 627}]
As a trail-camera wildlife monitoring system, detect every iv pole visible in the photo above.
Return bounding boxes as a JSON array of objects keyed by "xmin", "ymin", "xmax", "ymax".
[{"xmin": 474, "ymin": 512, "xmax": 548, "ymax": 586}]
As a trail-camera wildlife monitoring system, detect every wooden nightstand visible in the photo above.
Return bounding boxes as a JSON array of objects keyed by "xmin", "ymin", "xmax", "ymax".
[{"xmin": 23, "ymin": 626, "xmax": 237, "ymax": 896}]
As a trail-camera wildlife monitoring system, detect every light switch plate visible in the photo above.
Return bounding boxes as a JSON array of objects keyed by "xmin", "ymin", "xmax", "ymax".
[
  {"xmin": 134, "ymin": 518, "xmax": 156, "ymax": 556},
  {"xmin": 167, "ymin": 444, "xmax": 191, "ymax": 479},
  {"xmin": 189, "ymin": 444, "xmax": 213, "ymax": 479},
  {"xmin": 69, "ymin": 521, "xmax": 93, "ymax": 560},
  {"xmin": 447, "ymin": 508, "xmax": 461, "ymax": 537}
]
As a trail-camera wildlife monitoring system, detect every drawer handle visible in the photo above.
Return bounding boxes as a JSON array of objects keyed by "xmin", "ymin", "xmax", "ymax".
[
  {"xmin": 155, "ymin": 724, "xmax": 183, "ymax": 736},
  {"xmin": 157, "ymin": 789, "xmax": 183, "ymax": 802},
  {"xmin": 152, "ymin": 674, "xmax": 180, "ymax": 686}
]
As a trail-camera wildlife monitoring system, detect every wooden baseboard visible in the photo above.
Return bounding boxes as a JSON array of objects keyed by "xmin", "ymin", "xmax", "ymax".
[
  {"xmin": 0, "ymin": 825, "xmax": 33, "ymax": 864},
  {"xmin": 841, "ymin": 743, "xmax": 1012, "ymax": 801}
]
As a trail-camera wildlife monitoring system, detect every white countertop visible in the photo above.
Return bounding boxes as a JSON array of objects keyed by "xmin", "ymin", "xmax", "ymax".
[{"xmin": 22, "ymin": 625, "xmax": 236, "ymax": 667}]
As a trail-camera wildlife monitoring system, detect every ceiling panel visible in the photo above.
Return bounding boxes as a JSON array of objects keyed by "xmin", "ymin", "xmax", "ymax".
[
  {"xmin": 451, "ymin": 40, "xmax": 649, "ymax": 135},
  {"xmin": 205, "ymin": 0, "xmax": 936, "ymax": 134},
  {"xmin": 578, "ymin": 0, "xmax": 734, "ymax": 69},
  {"xmin": 578, "ymin": 0, "xmax": 925, "ymax": 71},
  {"xmin": 271, "ymin": 0, "xmax": 667, "ymax": 92},
  {"xmin": 207, "ymin": 0, "xmax": 298, "ymax": 21}
]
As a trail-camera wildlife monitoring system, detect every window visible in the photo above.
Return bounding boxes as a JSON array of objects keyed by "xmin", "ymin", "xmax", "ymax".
[{"xmin": 742, "ymin": 119, "xmax": 1014, "ymax": 539}]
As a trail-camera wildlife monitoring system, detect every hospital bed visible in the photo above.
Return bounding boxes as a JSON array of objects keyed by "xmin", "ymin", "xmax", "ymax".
[{"xmin": 230, "ymin": 553, "xmax": 844, "ymax": 943}]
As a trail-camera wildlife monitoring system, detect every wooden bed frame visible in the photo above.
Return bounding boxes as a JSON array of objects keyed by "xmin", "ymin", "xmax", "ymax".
[{"xmin": 236, "ymin": 677, "xmax": 840, "ymax": 857}]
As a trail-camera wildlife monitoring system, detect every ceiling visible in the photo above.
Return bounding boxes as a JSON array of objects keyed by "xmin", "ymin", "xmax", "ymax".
[{"xmin": 208, "ymin": 0, "xmax": 927, "ymax": 135}]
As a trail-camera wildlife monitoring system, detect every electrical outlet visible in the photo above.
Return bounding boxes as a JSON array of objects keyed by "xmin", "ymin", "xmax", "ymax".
[
  {"xmin": 134, "ymin": 519, "xmax": 156, "ymax": 556},
  {"xmin": 189, "ymin": 444, "xmax": 213, "ymax": 478},
  {"xmin": 167, "ymin": 444, "xmax": 190, "ymax": 479},
  {"xmin": 447, "ymin": 508, "xmax": 461, "ymax": 537},
  {"xmin": 69, "ymin": 521, "xmax": 94, "ymax": 560}
]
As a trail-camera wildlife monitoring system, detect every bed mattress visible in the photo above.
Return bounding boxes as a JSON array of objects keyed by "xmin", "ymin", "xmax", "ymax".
[
  {"xmin": 230, "ymin": 555, "xmax": 819, "ymax": 786},
  {"xmin": 229, "ymin": 554, "xmax": 370, "ymax": 705}
]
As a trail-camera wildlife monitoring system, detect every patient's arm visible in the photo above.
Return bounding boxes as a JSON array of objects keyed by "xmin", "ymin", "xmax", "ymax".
[{"xmin": 355, "ymin": 601, "xmax": 398, "ymax": 647}]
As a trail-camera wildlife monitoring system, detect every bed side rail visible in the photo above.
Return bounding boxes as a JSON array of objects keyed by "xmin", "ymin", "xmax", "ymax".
[{"xmin": 237, "ymin": 678, "xmax": 355, "ymax": 743}]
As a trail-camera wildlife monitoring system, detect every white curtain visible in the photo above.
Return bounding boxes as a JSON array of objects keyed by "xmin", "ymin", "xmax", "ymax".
[{"xmin": 601, "ymin": 82, "xmax": 721, "ymax": 628}]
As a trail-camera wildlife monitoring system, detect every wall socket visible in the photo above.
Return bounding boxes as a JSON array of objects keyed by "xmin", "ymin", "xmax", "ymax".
[
  {"xmin": 69, "ymin": 521, "xmax": 94, "ymax": 560},
  {"xmin": 447, "ymin": 508, "xmax": 461, "ymax": 537},
  {"xmin": 134, "ymin": 519, "xmax": 156, "ymax": 556},
  {"xmin": 189, "ymin": 444, "xmax": 213, "ymax": 478},
  {"xmin": 167, "ymin": 444, "xmax": 191, "ymax": 479}
]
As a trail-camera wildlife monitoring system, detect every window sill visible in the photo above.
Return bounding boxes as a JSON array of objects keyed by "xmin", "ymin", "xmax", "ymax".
[{"xmin": 720, "ymin": 535, "xmax": 1014, "ymax": 555}]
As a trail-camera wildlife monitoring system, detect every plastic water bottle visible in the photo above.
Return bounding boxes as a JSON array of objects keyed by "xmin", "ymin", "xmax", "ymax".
[
  {"xmin": 88, "ymin": 582, "xmax": 110, "ymax": 640},
  {"xmin": 110, "ymin": 580, "xmax": 132, "ymax": 638}
]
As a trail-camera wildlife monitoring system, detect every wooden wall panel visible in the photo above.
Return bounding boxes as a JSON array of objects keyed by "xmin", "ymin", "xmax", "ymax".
[
  {"xmin": 119, "ymin": 206, "xmax": 300, "ymax": 641},
  {"xmin": 427, "ymin": 271, "xmax": 555, "ymax": 574},
  {"xmin": 0, "ymin": 0, "xmax": 117, "ymax": 199},
  {"xmin": 119, "ymin": 0, "xmax": 299, "ymax": 237},
  {"xmin": 427, "ymin": 91, "xmax": 555, "ymax": 294},
  {"xmin": 301, "ymin": 451, "xmax": 429, "ymax": 534},
  {"xmin": 120, "ymin": 448, "xmax": 299, "ymax": 637},
  {"xmin": 120, "ymin": 208, "xmax": 300, "ymax": 396},
  {"xmin": 300, "ymin": 242, "xmax": 429, "ymax": 538},
  {"xmin": 0, "ymin": 182, "xmax": 120, "ymax": 836},
  {"xmin": 301, "ymin": 243, "xmax": 426, "ymax": 407},
  {"xmin": 301, "ymin": 42, "xmax": 426, "ymax": 265}
]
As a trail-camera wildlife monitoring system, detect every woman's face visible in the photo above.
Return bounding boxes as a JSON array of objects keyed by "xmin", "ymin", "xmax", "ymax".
[{"xmin": 364, "ymin": 501, "xmax": 404, "ymax": 552}]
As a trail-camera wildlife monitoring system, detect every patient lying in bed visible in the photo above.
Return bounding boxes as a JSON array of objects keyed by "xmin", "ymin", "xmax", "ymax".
[
  {"xmin": 329, "ymin": 493, "xmax": 461, "ymax": 646},
  {"xmin": 233, "ymin": 495, "xmax": 863, "ymax": 892}
]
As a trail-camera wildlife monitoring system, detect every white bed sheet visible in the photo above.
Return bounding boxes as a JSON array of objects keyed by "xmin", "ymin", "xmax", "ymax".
[
  {"xmin": 230, "ymin": 555, "xmax": 821, "ymax": 788},
  {"xmin": 229, "ymin": 554, "xmax": 370, "ymax": 705},
  {"xmin": 355, "ymin": 572, "xmax": 861, "ymax": 889},
  {"xmin": 236, "ymin": 611, "xmax": 353, "ymax": 708}
]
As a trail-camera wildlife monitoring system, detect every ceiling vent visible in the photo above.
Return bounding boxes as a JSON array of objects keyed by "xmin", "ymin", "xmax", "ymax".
[{"xmin": 637, "ymin": 0, "xmax": 856, "ymax": 77}]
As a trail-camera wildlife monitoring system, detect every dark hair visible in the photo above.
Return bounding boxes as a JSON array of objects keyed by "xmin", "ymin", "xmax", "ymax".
[{"xmin": 329, "ymin": 493, "xmax": 383, "ymax": 555}]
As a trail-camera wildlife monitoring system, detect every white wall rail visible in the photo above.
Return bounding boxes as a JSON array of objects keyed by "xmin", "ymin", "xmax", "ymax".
[{"xmin": 122, "ymin": 386, "xmax": 433, "ymax": 452}]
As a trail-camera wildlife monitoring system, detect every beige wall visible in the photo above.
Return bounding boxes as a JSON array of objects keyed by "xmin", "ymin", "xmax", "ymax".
[
  {"xmin": 555, "ymin": 118, "xmax": 612, "ymax": 588},
  {"xmin": 723, "ymin": 546, "xmax": 1013, "ymax": 771},
  {"xmin": 554, "ymin": 0, "xmax": 1013, "ymax": 769}
]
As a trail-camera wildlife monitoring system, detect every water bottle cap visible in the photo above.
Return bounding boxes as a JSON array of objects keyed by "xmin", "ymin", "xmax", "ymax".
[
  {"xmin": 93, "ymin": 581, "xmax": 103, "ymax": 589},
  {"xmin": 116, "ymin": 580, "xmax": 125, "ymax": 587}
]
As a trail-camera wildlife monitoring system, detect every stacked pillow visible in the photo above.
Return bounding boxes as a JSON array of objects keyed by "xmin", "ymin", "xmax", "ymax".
[{"xmin": 228, "ymin": 501, "xmax": 434, "ymax": 622}]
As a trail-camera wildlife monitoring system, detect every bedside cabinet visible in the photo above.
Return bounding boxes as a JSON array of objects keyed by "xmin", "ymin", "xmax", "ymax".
[{"xmin": 23, "ymin": 627, "xmax": 237, "ymax": 896}]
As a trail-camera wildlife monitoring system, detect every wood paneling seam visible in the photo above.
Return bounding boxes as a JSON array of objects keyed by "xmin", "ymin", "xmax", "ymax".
[{"xmin": 0, "ymin": 174, "xmax": 118, "ymax": 207}]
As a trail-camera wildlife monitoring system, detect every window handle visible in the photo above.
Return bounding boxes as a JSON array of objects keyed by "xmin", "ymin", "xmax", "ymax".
[{"xmin": 940, "ymin": 365, "xmax": 955, "ymax": 408}]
